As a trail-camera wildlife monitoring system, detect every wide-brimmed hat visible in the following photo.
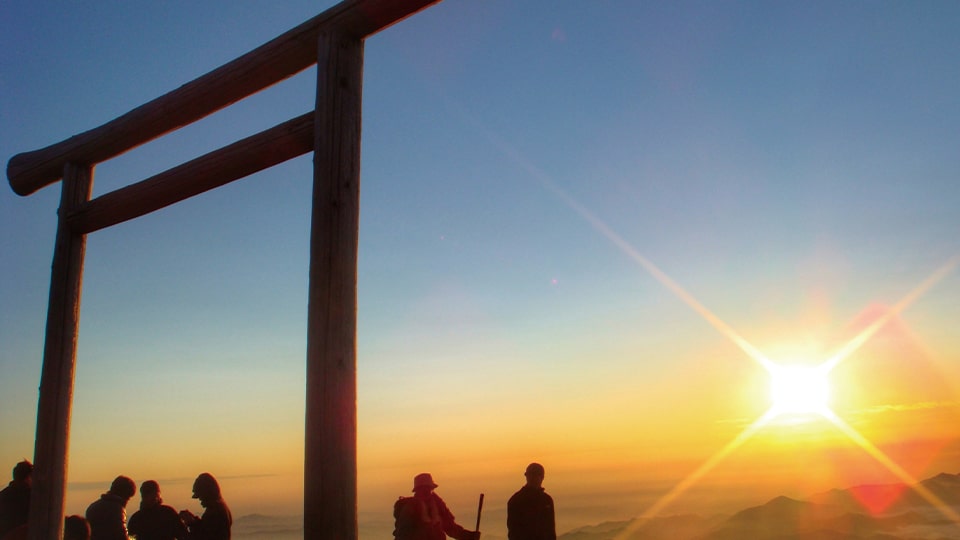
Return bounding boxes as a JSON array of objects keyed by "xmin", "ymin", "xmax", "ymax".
[{"xmin": 412, "ymin": 473, "xmax": 438, "ymax": 492}]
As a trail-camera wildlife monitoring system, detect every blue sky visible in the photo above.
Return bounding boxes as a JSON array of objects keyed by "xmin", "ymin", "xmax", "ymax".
[{"xmin": 3, "ymin": 1, "xmax": 960, "ymax": 536}]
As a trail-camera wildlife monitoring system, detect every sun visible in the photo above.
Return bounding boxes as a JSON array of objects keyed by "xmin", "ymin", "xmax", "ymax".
[{"xmin": 767, "ymin": 363, "xmax": 832, "ymax": 416}]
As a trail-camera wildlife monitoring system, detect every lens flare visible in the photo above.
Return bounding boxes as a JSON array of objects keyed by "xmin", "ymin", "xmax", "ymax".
[
  {"xmin": 453, "ymin": 98, "xmax": 960, "ymax": 531},
  {"xmin": 767, "ymin": 364, "xmax": 831, "ymax": 416}
]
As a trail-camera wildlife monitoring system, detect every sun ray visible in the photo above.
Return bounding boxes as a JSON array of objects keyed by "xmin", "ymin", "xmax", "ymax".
[
  {"xmin": 552, "ymin": 195, "xmax": 776, "ymax": 373},
  {"xmin": 612, "ymin": 409, "xmax": 780, "ymax": 540},
  {"xmin": 820, "ymin": 255, "xmax": 960, "ymax": 373},
  {"xmin": 822, "ymin": 409, "xmax": 960, "ymax": 524},
  {"xmin": 445, "ymin": 96, "xmax": 776, "ymax": 372},
  {"xmin": 451, "ymin": 100, "xmax": 960, "ymax": 532}
]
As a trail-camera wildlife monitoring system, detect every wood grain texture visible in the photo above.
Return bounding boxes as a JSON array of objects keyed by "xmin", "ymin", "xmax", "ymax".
[{"xmin": 27, "ymin": 163, "xmax": 92, "ymax": 540}]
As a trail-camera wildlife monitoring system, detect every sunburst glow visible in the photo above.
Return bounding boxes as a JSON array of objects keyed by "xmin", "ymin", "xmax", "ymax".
[
  {"xmin": 767, "ymin": 364, "xmax": 832, "ymax": 416},
  {"xmin": 473, "ymin": 104, "xmax": 960, "ymax": 529}
]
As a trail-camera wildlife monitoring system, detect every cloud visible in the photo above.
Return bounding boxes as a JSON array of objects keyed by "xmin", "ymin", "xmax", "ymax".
[
  {"xmin": 856, "ymin": 401, "xmax": 960, "ymax": 415},
  {"xmin": 713, "ymin": 416, "xmax": 754, "ymax": 427}
]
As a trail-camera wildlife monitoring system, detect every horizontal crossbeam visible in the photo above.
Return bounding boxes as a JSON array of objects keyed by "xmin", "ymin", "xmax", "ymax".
[
  {"xmin": 67, "ymin": 113, "xmax": 313, "ymax": 234},
  {"xmin": 7, "ymin": 0, "xmax": 438, "ymax": 196}
]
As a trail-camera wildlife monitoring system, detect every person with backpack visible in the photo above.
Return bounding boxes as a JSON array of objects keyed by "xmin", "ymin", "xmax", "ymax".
[{"xmin": 393, "ymin": 473, "xmax": 480, "ymax": 540}]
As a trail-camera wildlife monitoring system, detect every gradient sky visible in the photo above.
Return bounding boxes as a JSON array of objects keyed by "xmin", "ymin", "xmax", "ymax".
[{"xmin": 3, "ymin": 1, "xmax": 960, "ymax": 538}]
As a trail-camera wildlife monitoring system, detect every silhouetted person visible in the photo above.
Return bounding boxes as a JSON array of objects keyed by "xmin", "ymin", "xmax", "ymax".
[
  {"xmin": 507, "ymin": 463, "xmax": 555, "ymax": 540},
  {"xmin": 0, "ymin": 460, "xmax": 33, "ymax": 540},
  {"xmin": 127, "ymin": 481, "xmax": 187, "ymax": 540},
  {"xmin": 178, "ymin": 473, "xmax": 231, "ymax": 540},
  {"xmin": 64, "ymin": 515, "xmax": 91, "ymax": 540},
  {"xmin": 393, "ymin": 473, "xmax": 480, "ymax": 540},
  {"xmin": 85, "ymin": 476, "xmax": 136, "ymax": 540}
]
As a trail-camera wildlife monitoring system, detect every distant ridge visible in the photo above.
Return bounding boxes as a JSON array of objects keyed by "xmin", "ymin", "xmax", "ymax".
[
  {"xmin": 557, "ymin": 471, "xmax": 960, "ymax": 540},
  {"xmin": 808, "ymin": 471, "xmax": 960, "ymax": 514},
  {"xmin": 704, "ymin": 496, "xmax": 846, "ymax": 540},
  {"xmin": 727, "ymin": 495, "xmax": 845, "ymax": 522},
  {"xmin": 225, "ymin": 473, "xmax": 960, "ymax": 539}
]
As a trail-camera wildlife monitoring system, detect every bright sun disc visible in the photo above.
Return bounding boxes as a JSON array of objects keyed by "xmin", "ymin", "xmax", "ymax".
[{"xmin": 768, "ymin": 364, "xmax": 831, "ymax": 415}]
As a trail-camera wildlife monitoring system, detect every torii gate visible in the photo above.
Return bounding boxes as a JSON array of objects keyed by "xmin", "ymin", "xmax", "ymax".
[{"xmin": 5, "ymin": 1, "xmax": 441, "ymax": 539}]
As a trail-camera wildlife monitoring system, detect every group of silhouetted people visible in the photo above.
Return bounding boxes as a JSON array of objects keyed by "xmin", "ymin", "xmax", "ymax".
[
  {"xmin": 86, "ymin": 472, "xmax": 231, "ymax": 540},
  {"xmin": 0, "ymin": 461, "xmax": 230, "ymax": 540},
  {"xmin": 393, "ymin": 462, "xmax": 556, "ymax": 540},
  {"xmin": 5, "ymin": 458, "xmax": 555, "ymax": 540}
]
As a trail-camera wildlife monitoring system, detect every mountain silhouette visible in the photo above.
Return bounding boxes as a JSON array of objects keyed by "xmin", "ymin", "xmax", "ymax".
[
  {"xmin": 807, "ymin": 472, "xmax": 960, "ymax": 515},
  {"xmin": 562, "ymin": 514, "xmax": 726, "ymax": 540},
  {"xmin": 557, "ymin": 471, "xmax": 960, "ymax": 540},
  {"xmin": 704, "ymin": 496, "xmax": 847, "ymax": 540}
]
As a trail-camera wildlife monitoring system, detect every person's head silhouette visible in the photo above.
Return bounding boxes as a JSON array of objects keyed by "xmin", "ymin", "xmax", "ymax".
[
  {"xmin": 108, "ymin": 476, "xmax": 136, "ymax": 503},
  {"xmin": 11, "ymin": 460, "xmax": 32, "ymax": 486},
  {"xmin": 524, "ymin": 462, "xmax": 545, "ymax": 488},
  {"xmin": 64, "ymin": 515, "xmax": 90, "ymax": 540},
  {"xmin": 139, "ymin": 480, "xmax": 162, "ymax": 505},
  {"xmin": 191, "ymin": 473, "xmax": 222, "ymax": 505}
]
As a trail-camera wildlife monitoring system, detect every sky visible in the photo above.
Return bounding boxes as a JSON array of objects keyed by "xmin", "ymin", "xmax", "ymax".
[{"xmin": 2, "ymin": 0, "xmax": 960, "ymax": 538}]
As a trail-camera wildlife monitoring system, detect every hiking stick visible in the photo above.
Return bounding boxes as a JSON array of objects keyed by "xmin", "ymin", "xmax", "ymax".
[{"xmin": 475, "ymin": 493, "xmax": 484, "ymax": 531}]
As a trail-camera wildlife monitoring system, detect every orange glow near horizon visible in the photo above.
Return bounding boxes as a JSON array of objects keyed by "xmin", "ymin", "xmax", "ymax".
[
  {"xmin": 613, "ymin": 408, "xmax": 780, "ymax": 539},
  {"xmin": 823, "ymin": 409, "xmax": 960, "ymax": 521},
  {"xmin": 624, "ymin": 253, "xmax": 959, "ymax": 527},
  {"xmin": 593, "ymin": 237, "xmax": 960, "ymax": 531},
  {"xmin": 468, "ymin": 109, "xmax": 960, "ymax": 533}
]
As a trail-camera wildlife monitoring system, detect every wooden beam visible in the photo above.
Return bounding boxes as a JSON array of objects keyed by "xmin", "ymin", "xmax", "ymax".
[
  {"xmin": 66, "ymin": 113, "xmax": 314, "ymax": 234},
  {"xmin": 303, "ymin": 28, "xmax": 363, "ymax": 540},
  {"xmin": 27, "ymin": 163, "xmax": 92, "ymax": 540},
  {"xmin": 7, "ymin": 0, "xmax": 442, "ymax": 197}
]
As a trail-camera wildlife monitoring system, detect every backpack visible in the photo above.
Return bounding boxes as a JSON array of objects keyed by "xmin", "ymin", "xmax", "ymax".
[{"xmin": 393, "ymin": 496, "xmax": 418, "ymax": 539}]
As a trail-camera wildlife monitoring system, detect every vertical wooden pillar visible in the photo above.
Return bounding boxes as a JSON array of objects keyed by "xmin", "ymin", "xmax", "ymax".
[
  {"xmin": 28, "ymin": 163, "xmax": 93, "ymax": 540},
  {"xmin": 304, "ymin": 27, "xmax": 363, "ymax": 540}
]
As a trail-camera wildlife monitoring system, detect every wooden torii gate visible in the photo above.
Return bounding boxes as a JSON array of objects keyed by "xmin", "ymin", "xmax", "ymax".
[{"xmin": 6, "ymin": 1, "xmax": 441, "ymax": 539}]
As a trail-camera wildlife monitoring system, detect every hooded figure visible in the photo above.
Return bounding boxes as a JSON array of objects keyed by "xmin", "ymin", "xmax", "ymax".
[
  {"xmin": 178, "ymin": 474, "xmax": 231, "ymax": 540},
  {"xmin": 86, "ymin": 476, "xmax": 136, "ymax": 540},
  {"xmin": 127, "ymin": 480, "xmax": 187, "ymax": 540}
]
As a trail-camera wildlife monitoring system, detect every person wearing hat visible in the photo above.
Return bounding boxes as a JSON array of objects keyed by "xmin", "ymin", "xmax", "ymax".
[
  {"xmin": 85, "ymin": 475, "xmax": 137, "ymax": 540},
  {"xmin": 127, "ymin": 480, "xmax": 187, "ymax": 540},
  {"xmin": 506, "ymin": 463, "xmax": 555, "ymax": 540},
  {"xmin": 0, "ymin": 460, "xmax": 33, "ymax": 539},
  {"xmin": 392, "ymin": 473, "xmax": 480, "ymax": 540},
  {"xmin": 178, "ymin": 473, "xmax": 231, "ymax": 540}
]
